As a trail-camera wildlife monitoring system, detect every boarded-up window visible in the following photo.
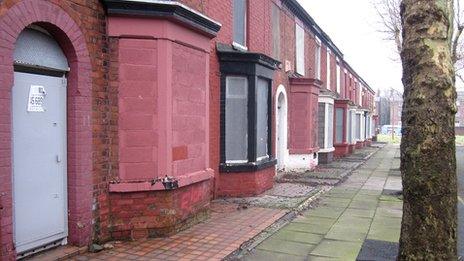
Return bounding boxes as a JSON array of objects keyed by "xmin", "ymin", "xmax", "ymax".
[
  {"xmin": 226, "ymin": 76, "xmax": 248, "ymax": 162},
  {"xmin": 347, "ymin": 110, "xmax": 352, "ymax": 144},
  {"xmin": 257, "ymin": 78, "xmax": 269, "ymax": 158},
  {"xmin": 356, "ymin": 113, "xmax": 361, "ymax": 140},
  {"xmin": 295, "ymin": 23, "xmax": 305, "ymax": 76},
  {"xmin": 335, "ymin": 108, "xmax": 344, "ymax": 143},
  {"xmin": 318, "ymin": 103, "xmax": 326, "ymax": 148},
  {"xmin": 272, "ymin": 4, "xmax": 280, "ymax": 59},
  {"xmin": 327, "ymin": 104, "xmax": 334, "ymax": 147},
  {"xmin": 233, "ymin": 0, "xmax": 247, "ymax": 47}
]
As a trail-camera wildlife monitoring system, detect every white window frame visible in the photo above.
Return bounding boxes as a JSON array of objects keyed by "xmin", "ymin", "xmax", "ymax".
[
  {"xmin": 315, "ymin": 37, "xmax": 321, "ymax": 80},
  {"xmin": 295, "ymin": 23, "xmax": 305, "ymax": 76},
  {"xmin": 326, "ymin": 49, "xmax": 331, "ymax": 89}
]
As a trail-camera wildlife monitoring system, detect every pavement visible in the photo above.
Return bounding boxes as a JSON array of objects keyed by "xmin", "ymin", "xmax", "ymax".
[
  {"xmin": 241, "ymin": 144, "xmax": 402, "ymax": 260},
  {"xmin": 457, "ymin": 146, "xmax": 464, "ymax": 257},
  {"xmin": 31, "ymin": 144, "xmax": 463, "ymax": 261}
]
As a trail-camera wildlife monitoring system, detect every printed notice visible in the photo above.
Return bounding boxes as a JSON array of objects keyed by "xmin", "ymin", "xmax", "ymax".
[{"xmin": 27, "ymin": 85, "xmax": 46, "ymax": 112}]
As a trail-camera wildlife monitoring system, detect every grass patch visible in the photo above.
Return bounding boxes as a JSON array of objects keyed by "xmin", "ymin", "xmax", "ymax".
[
  {"xmin": 377, "ymin": 134, "xmax": 401, "ymax": 144},
  {"xmin": 456, "ymin": 135, "xmax": 464, "ymax": 146}
]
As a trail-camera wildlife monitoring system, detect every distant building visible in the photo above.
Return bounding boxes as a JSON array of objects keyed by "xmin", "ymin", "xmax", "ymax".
[
  {"xmin": 375, "ymin": 89, "xmax": 403, "ymax": 127},
  {"xmin": 457, "ymin": 89, "xmax": 464, "ymax": 127}
]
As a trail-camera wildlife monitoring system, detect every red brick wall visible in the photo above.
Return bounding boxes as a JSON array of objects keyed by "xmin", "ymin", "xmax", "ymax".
[
  {"xmin": 217, "ymin": 168, "xmax": 274, "ymax": 197},
  {"xmin": 109, "ymin": 180, "xmax": 211, "ymax": 240}
]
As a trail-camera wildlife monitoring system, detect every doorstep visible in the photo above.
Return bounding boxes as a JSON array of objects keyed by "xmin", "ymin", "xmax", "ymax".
[{"xmin": 26, "ymin": 245, "xmax": 87, "ymax": 261}]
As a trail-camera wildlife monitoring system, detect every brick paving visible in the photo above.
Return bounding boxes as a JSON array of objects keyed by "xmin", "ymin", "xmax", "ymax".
[
  {"xmin": 244, "ymin": 144, "xmax": 403, "ymax": 260},
  {"xmin": 71, "ymin": 203, "xmax": 286, "ymax": 261}
]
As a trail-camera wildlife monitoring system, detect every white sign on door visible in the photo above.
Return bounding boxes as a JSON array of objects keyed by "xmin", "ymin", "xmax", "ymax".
[{"xmin": 27, "ymin": 85, "xmax": 46, "ymax": 112}]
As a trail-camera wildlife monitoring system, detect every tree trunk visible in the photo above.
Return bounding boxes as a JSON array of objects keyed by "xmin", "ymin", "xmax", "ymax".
[{"xmin": 399, "ymin": 0, "xmax": 458, "ymax": 260}]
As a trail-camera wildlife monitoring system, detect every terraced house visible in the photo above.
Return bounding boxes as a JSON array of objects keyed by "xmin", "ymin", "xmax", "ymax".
[{"xmin": 0, "ymin": 0, "xmax": 376, "ymax": 259}]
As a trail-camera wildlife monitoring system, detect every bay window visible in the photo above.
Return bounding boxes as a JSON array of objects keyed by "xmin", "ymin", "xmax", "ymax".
[{"xmin": 218, "ymin": 44, "xmax": 279, "ymax": 172}]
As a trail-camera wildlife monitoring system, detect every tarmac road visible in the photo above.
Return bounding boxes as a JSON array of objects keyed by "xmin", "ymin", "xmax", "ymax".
[{"xmin": 457, "ymin": 146, "xmax": 463, "ymax": 257}]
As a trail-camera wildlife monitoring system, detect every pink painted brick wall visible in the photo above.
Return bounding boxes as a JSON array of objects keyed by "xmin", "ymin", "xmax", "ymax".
[
  {"xmin": 171, "ymin": 43, "xmax": 208, "ymax": 177},
  {"xmin": 118, "ymin": 38, "xmax": 159, "ymax": 181}
]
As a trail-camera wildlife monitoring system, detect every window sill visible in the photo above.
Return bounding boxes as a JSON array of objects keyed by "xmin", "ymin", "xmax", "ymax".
[
  {"xmin": 108, "ymin": 168, "xmax": 214, "ymax": 192},
  {"xmin": 232, "ymin": 41, "xmax": 248, "ymax": 52},
  {"xmin": 220, "ymin": 158, "xmax": 277, "ymax": 173}
]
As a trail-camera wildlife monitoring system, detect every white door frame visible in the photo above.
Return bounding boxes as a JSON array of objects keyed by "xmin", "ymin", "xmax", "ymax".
[{"xmin": 275, "ymin": 85, "xmax": 288, "ymax": 171}]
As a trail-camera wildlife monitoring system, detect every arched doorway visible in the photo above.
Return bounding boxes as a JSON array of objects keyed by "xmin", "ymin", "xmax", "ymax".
[
  {"xmin": 276, "ymin": 85, "xmax": 288, "ymax": 171},
  {"xmin": 12, "ymin": 27, "xmax": 69, "ymax": 256}
]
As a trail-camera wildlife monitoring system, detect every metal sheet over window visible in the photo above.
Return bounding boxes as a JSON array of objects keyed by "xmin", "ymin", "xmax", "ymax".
[
  {"xmin": 356, "ymin": 114, "xmax": 361, "ymax": 140},
  {"xmin": 272, "ymin": 3, "xmax": 280, "ymax": 59},
  {"xmin": 327, "ymin": 104, "xmax": 334, "ymax": 148},
  {"xmin": 233, "ymin": 0, "xmax": 247, "ymax": 47},
  {"xmin": 14, "ymin": 28, "xmax": 69, "ymax": 71},
  {"xmin": 256, "ymin": 78, "xmax": 269, "ymax": 159},
  {"xmin": 335, "ymin": 108, "xmax": 344, "ymax": 143},
  {"xmin": 295, "ymin": 23, "xmax": 305, "ymax": 76},
  {"xmin": 226, "ymin": 76, "xmax": 248, "ymax": 162}
]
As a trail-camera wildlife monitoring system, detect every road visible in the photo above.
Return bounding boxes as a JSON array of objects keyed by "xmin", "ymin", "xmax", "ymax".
[{"xmin": 458, "ymin": 146, "xmax": 463, "ymax": 257}]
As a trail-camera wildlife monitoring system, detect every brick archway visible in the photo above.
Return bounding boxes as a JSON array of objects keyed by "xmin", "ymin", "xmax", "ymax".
[{"xmin": 0, "ymin": 0, "xmax": 92, "ymax": 258}]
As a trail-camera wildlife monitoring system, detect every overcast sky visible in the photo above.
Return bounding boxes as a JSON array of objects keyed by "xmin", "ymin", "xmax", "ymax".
[{"xmin": 297, "ymin": 0, "xmax": 403, "ymax": 92}]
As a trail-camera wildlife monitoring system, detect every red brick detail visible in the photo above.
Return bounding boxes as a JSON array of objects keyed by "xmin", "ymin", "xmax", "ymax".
[
  {"xmin": 288, "ymin": 78, "xmax": 321, "ymax": 154},
  {"xmin": 0, "ymin": 0, "xmax": 106, "ymax": 258},
  {"xmin": 217, "ymin": 167, "xmax": 275, "ymax": 198},
  {"xmin": 334, "ymin": 143, "xmax": 350, "ymax": 157},
  {"xmin": 348, "ymin": 144, "xmax": 356, "ymax": 154},
  {"xmin": 173, "ymin": 146, "xmax": 188, "ymax": 161},
  {"xmin": 109, "ymin": 180, "xmax": 211, "ymax": 240}
]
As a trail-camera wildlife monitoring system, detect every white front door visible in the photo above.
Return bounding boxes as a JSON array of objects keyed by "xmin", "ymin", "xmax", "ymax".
[
  {"xmin": 276, "ymin": 92, "xmax": 287, "ymax": 170},
  {"xmin": 12, "ymin": 71, "xmax": 68, "ymax": 254}
]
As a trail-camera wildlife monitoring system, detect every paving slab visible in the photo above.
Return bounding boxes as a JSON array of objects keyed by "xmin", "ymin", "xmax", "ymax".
[
  {"xmin": 256, "ymin": 239, "xmax": 316, "ymax": 256},
  {"xmin": 310, "ymin": 239, "xmax": 363, "ymax": 259},
  {"xmin": 304, "ymin": 206, "xmax": 346, "ymax": 219},
  {"xmin": 270, "ymin": 230, "xmax": 323, "ymax": 244},
  {"xmin": 244, "ymin": 249, "xmax": 306, "ymax": 261},
  {"xmin": 356, "ymin": 239, "xmax": 398, "ymax": 261},
  {"xmin": 348, "ymin": 200, "xmax": 378, "ymax": 210},
  {"xmin": 341, "ymin": 208, "xmax": 376, "ymax": 218},
  {"xmin": 292, "ymin": 216, "xmax": 337, "ymax": 227},
  {"xmin": 284, "ymin": 222, "xmax": 333, "ymax": 235}
]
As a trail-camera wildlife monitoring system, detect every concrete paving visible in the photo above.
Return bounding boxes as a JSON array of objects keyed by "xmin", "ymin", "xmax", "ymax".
[
  {"xmin": 243, "ymin": 145, "xmax": 402, "ymax": 260},
  {"xmin": 457, "ymin": 146, "xmax": 464, "ymax": 257}
]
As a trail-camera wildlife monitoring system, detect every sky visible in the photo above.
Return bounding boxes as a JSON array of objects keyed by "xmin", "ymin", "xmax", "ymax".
[{"xmin": 297, "ymin": 0, "xmax": 403, "ymax": 92}]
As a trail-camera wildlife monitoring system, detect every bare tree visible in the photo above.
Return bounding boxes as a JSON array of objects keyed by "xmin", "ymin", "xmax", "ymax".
[
  {"xmin": 375, "ymin": 0, "xmax": 464, "ymax": 79},
  {"xmin": 399, "ymin": 0, "xmax": 457, "ymax": 259}
]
